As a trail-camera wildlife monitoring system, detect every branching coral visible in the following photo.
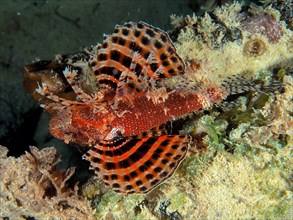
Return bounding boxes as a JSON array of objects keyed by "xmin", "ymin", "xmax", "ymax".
[{"xmin": 0, "ymin": 146, "xmax": 93, "ymax": 219}]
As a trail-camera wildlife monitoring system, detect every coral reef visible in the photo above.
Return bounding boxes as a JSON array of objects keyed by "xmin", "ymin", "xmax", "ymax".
[
  {"xmin": 3, "ymin": 2, "xmax": 292, "ymax": 219},
  {"xmin": 79, "ymin": 3, "xmax": 292, "ymax": 219},
  {"xmin": 0, "ymin": 145, "xmax": 93, "ymax": 219},
  {"xmin": 171, "ymin": 2, "xmax": 292, "ymax": 84},
  {"xmin": 80, "ymin": 76, "xmax": 293, "ymax": 220},
  {"xmin": 184, "ymin": 77, "xmax": 293, "ymax": 219}
]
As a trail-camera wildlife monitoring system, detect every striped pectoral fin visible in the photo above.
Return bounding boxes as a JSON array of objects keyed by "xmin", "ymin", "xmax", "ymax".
[
  {"xmin": 89, "ymin": 21, "xmax": 186, "ymax": 94},
  {"xmin": 83, "ymin": 134, "xmax": 190, "ymax": 194}
]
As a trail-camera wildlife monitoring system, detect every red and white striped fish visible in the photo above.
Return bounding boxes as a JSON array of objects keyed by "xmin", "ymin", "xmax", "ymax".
[{"xmin": 36, "ymin": 22, "xmax": 227, "ymax": 194}]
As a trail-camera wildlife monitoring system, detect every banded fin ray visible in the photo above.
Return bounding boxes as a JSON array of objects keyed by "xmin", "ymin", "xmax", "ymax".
[
  {"xmin": 83, "ymin": 134, "xmax": 190, "ymax": 194},
  {"xmin": 89, "ymin": 21, "xmax": 186, "ymax": 95}
]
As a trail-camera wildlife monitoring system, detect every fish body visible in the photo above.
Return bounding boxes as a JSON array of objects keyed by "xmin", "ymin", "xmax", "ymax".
[{"xmin": 35, "ymin": 22, "xmax": 227, "ymax": 194}]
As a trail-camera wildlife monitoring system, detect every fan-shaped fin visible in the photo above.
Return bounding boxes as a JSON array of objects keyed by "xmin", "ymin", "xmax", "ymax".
[
  {"xmin": 89, "ymin": 21, "xmax": 185, "ymax": 93},
  {"xmin": 83, "ymin": 134, "xmax": 190, "ymax": 194}
]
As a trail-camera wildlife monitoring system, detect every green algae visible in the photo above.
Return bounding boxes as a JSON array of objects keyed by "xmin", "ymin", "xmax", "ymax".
[
  {"xmin": 91, "ymin": 190, "xmax": 151, "ymax": 219},
  {"xmin": 161, "ymin": 187, "xmax": 195, "ymax": 219},
  {"xmin": 82, "ymin": 178, "xmax": 101, "ymax": 200},
  {"xmin": 277, "ymin": 68, "xmax": 287, "ymax": 79},
  {"xmin": 181, "ymin": 152, "xmax": 214, "ymax": 179},
  {"xmin": 196, "ymin": 113, "xmax": 228, "ymax": 144}
]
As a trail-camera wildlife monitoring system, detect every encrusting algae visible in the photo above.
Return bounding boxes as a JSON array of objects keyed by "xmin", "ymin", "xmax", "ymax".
[{"xmin": 2, "ymin": 2, "xmax": 292, "ymax": 219}]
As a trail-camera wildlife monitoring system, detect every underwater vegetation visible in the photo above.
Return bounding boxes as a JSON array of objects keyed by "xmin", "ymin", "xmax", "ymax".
[
  {"xmin": 0, "ymin": 146, "xmax": 93, "ymax": 219},
  {"xmin": 1, "ymin": 2, "xmax": 292, "ymax": 219}
]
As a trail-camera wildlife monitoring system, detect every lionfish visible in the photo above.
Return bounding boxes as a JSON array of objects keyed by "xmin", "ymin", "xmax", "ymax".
[{"xmin": 31, "ymin": 22, "xmax": 229, "ymax": 194}]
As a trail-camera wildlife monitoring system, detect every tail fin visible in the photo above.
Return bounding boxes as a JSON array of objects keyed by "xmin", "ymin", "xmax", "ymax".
[{"xmin": 221, "ymin": 75, "xmax": 282, "ymax": 96}]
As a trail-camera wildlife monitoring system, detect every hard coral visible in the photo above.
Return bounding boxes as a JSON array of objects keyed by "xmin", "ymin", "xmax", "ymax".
[{"xmin": 0, "ymin": 146, "xmax": 93, "ymax": 219}]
